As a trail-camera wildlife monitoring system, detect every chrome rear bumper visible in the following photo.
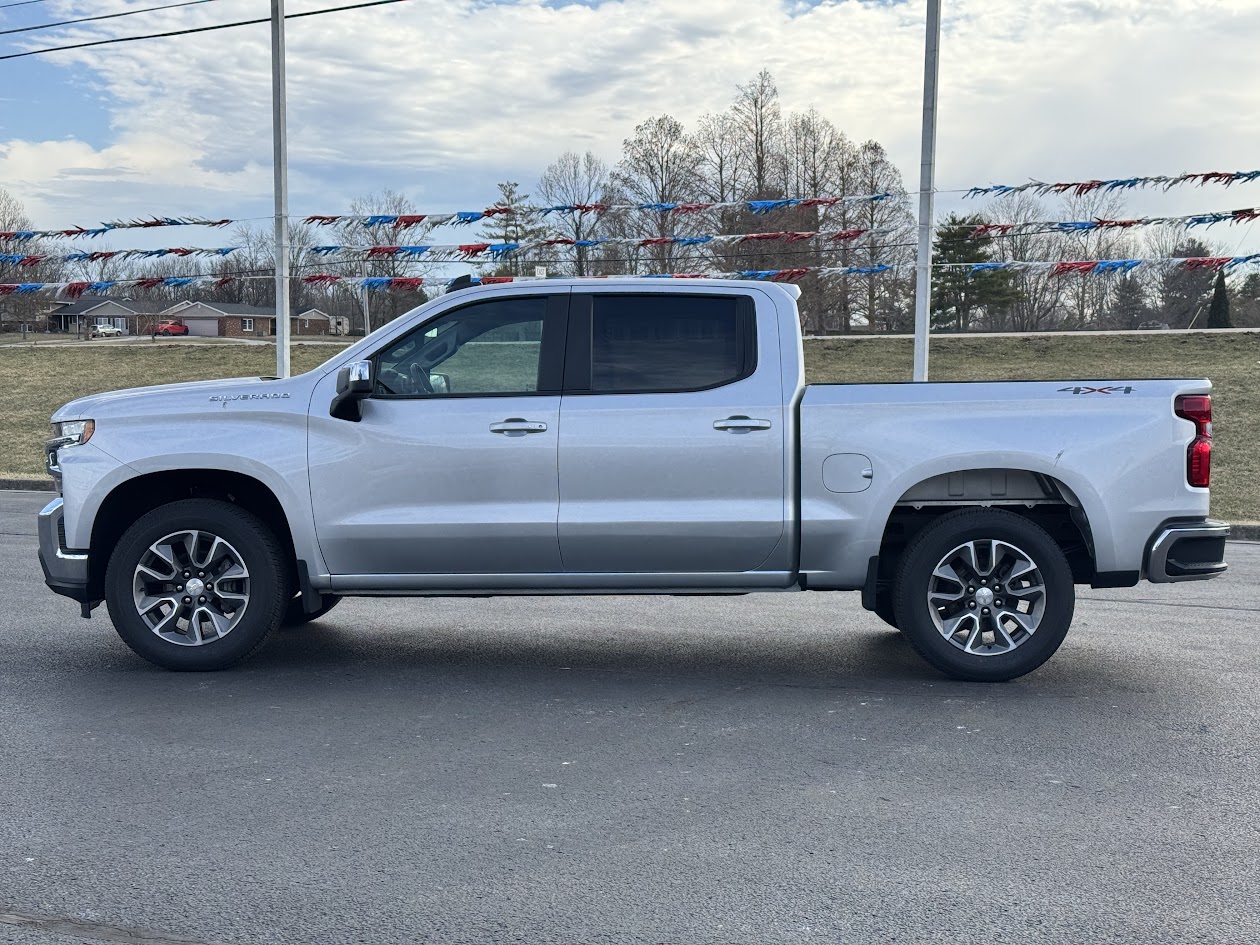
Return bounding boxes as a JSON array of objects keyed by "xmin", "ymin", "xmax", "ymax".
[{"xmin": 1146, "ymin": 519, "xmax": 1230, "ymax": 583}]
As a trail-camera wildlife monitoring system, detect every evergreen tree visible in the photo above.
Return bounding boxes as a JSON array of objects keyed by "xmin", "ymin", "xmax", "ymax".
[
  {"xmin": 1107, "ymin": 274, "xmax": 1151, "ymax": 329},
  {"xmin": 482, "ymin": 182, "xmax": 549, "ymax": 278},
  {"xmin": 1156, "ymin": 238, "xmax": 1215, "ymax": 327},
  {"xmin": 931, "ymin": 213, "xmax": 1019, "ymax": 332},
  {"xmin": 1206, "ymin": 270, "xmax": 1232, "ymax": 328}
]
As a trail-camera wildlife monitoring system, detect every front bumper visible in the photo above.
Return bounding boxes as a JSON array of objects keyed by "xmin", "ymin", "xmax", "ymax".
[
  {"xmin": 1145, "ymin": 519, "xmax": 1230, "ymax": 582},
  {"xmin": 37, "ymin": 498, "xmax": 93, "ymax": 603}
]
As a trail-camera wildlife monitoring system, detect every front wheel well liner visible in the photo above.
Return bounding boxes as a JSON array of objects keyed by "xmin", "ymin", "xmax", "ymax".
[{"xmin": 88, "ymin": 470, "xmax": 298, "ymax": 599}]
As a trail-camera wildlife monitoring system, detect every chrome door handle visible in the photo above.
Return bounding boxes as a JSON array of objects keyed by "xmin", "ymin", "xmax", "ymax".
[
  {"xmin": 490, "ymin": 418, "xmax": 548, "ymax": 436},
  {"xmin": 713, "ymin": 416, "xmax": 772, "ymax": 433}
]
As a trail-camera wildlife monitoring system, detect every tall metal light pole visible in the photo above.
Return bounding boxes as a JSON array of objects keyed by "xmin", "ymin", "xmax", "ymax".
[
  {"xmin": 913, "ymin": 0, "xmax": 941, "ymax": 382},
  {"xmin": 270, "ymin": 0, "xmax": 291, "ymax": 377}
]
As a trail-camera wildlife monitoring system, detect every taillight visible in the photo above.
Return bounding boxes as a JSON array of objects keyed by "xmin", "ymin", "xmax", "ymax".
[{"xmin": 1175, "ymin": 394, "xmax": 1212, "ymax": 488}]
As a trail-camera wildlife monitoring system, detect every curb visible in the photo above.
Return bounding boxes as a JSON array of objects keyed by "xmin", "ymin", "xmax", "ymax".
[{"xmin": 0, "ymin": 478, "xmax": 56, "ymax": 492}]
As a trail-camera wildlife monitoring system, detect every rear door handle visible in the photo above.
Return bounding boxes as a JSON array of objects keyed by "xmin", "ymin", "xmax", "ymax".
[
  {"xmin": 490, "ymin": 418, "xmax": 548, "ymax": 436},
  {"xmin": 713, "ymin": 416, "xmax": 772, "ymax": 433}
]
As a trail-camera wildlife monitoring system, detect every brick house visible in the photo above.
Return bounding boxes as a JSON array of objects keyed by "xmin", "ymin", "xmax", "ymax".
[{"xmin": 159, "ymin": 301, "xmax": 330, "ymax": 337}]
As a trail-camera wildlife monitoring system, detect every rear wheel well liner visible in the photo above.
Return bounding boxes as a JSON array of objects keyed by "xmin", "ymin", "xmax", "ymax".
[{"xmin": 867, "ymin": 469, "xmax": 1097, "ymax": 609}]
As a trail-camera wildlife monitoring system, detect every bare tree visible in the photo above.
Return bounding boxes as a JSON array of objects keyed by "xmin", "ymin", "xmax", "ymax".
[
  {"xmin": 613, "ymin": 115, "xmax": 702, "ymax": 273},
  {"xmin": 328, "ymin": 190, "xmax": 433, "ymax": 331},
  {"xmin": 732, "ymin": 69, "xmax": 784, "ymax": 198},
  {"xmin": 535, "ymin": 152, "xmax": 612, "ymax": 276}
]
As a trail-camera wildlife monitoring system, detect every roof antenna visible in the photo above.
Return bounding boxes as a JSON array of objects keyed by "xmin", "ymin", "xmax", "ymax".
[{"xmin": 445, "ymin": 275, "xmax": 476, "ymax": 293}]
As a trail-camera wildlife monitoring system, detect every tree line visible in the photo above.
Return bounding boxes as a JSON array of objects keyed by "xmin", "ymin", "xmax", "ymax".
[{"xmin": 2, "ymin": 69, "xmax": 1257, "ymax": 333}]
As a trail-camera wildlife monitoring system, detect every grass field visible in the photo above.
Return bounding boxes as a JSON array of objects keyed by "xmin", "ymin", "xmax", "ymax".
[{"xmin": 1, "ymin": 334, "xmax": 1256, "ymax": 520}]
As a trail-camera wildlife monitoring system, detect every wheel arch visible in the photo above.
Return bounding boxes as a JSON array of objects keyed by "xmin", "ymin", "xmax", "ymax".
[
  {"xmin": 88, "ymin": 469, "xmax": 299, "ymax": 599},
  {"xmin": 865, "ymin": 464, "xmax": 1113, "ymax": 610}
]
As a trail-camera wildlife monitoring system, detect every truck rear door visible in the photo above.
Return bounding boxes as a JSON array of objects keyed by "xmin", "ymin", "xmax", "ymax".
[{"xmin": 557, "ymin": 289, "xmax": 786, "ymax": 573}]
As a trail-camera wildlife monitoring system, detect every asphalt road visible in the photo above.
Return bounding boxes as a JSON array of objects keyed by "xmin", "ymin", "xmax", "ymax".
[{"xmin": 1, "ymin": 490, "xmax": 1257, "ymax": 945}]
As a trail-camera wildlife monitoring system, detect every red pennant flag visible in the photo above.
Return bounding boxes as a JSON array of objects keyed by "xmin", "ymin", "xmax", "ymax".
[
  {"xmin": 1183, "ymin": 257, "xmax": 1233, "ymax": 271},
  {"xmin": 367, "ymin": 246, "xmax": 401, "ymax": 258},
  {"xmin": 771, "ymin": 269, "xmax": 811, "ymax": 282},
  {"xmin": 457, "ymin": 243, "xmax": 491, "ymax": 257},
  {"xmin": 304, "ymin": 216, "xmax": 341, "ymax": 225},
  {"xmin": 388, "ymin": 277, "xmax": 425, "ymax": 290},
  {"xmin": 64, "ymin": 282, "xmax": 92, "ymax": 298},
  {"xmin": 393, "ymin": 215, "xmax": 428, "ymax": 229},
  {"xmin": 1049, "ymin": 261, "xmax": 1099, "ymax": 278},
  {"xmin": 828, "ymin": 229, "xmax": 867, "ymax": 242}
]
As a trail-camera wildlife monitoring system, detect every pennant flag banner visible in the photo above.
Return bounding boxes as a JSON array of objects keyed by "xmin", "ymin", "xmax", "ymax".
[
  {"xmin": 449, "ymin": 265, "xmax": 893, "ymax": 288},
  {"xmin": 10, "ymin": 254, "xmax": 1258, "ymax": 298},
  {"xmin": 964, "ymin": 170, "xmax": 1260, "ymax": 199},
  {"xmin": 0, "ymin": 218, "xmax": 235, "ymax": 242},
  {"xmin": 305, "ymin": 228, "xmax": 880, "ymax": 261},
  {"xmin": 302, "ymin": 193, "xmax": 894, "ymax": 229},
  {"xmin": 0, "ymin": 247, "xmax": 240, "ymax": 267},
  {"xmin": 942, "ymin": 254, "xmax": 1260, "ymax": 278},
  {"xmin": 968, "ymin": 207, "xmax": 1260, "ymax": 239}
]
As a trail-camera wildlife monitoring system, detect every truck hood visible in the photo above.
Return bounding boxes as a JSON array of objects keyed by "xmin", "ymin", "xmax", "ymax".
[{"xmin": 51, "ymin": 375, "xmax": 304, "ymax": 422}]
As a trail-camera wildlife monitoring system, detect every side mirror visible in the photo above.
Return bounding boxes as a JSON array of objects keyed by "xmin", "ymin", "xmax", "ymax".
[
  {"xmin": 331, "ymin": 360, "xmax": 373, "ymax": 421},
  {"xmin": 429, "ymin": 372, "xmax": 450, "ymax": 395}
]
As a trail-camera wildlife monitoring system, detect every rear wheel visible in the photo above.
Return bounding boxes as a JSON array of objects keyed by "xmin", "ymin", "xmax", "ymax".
[
  {"xmin": 104, "ymin": 499, "xmax": 290, "ymax": 670},
  {"xmin": 892, "ymin": 508, "xmax": 1074, "ymax": 682}
]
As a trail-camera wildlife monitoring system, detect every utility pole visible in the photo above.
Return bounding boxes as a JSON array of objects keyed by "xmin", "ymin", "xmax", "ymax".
[
  {"xmin": 270, "ymin": 0, "xmax": 291, "ymax": 377},
  {"xmin": 913, "ymin": 0, "xmax": 941, "ymax": 382}
]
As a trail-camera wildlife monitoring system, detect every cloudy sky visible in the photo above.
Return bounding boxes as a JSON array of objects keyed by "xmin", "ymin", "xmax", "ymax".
[{"xmin": 1, "ymin": 0, "xmax": 1258, "ymax": 254}]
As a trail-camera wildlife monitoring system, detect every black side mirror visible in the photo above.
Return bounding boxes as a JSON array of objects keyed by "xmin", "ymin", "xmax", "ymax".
[{"xmin": 331, "ymin": 360, "xmax": 372, "ymax": 421}]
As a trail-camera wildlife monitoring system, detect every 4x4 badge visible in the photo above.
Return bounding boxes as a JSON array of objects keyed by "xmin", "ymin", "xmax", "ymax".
[{"xmin": 1058, "ymin": 386, "xmax": 1135, "ymax": 395}]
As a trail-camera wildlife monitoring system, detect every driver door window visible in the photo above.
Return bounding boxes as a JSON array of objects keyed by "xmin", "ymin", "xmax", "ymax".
[{"xmin": 375, "ymin": 296, "xmax": 551, "ymax": 397}]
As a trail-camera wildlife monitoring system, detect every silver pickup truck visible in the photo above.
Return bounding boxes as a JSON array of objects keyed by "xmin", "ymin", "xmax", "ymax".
[{"xmin": 39, "ymin": 278, "xmax": 1229, "ymax": 680}]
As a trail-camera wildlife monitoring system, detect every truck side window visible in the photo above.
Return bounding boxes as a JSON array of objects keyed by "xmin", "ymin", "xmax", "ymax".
[
  {"xmin": 588, "ymin": 294, "xmax": 754, "ymax": 394},
  {"xmin": 374, "ymin": 297, "xmax": 547, "ymax": 397}
]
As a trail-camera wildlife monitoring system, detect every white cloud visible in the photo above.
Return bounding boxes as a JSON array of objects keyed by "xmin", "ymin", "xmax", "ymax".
[{"xmin": 1, "ymin": 0, "xmax": 1258, "ymax": 252}]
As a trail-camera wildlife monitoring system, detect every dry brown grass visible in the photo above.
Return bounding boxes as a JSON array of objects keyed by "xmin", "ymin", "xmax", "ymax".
[{"xmin": 1, "ymin": 333, "xmax": 1256, "ymax": 520}]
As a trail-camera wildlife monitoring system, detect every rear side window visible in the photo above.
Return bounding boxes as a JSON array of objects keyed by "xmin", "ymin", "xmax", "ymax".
[{"xmin": 586, "ymin": 294, "xmax": 754, "ymax": 393}]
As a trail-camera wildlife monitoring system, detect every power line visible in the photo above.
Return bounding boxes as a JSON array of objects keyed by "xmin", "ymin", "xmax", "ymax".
[
  {"xmin": 0, "ymin": 0, "xmax": 222, "ymax": 37},
  {"xmin": 0, "ymin": 0, "xmax": 55, "ymax": 9},
  {"xmin": 0, "ymin": 0, "xmax": 414, "ymax": 60}
]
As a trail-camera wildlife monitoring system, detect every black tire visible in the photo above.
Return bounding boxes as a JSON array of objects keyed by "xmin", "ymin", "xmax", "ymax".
[
  {"xmin": 282, "ymin": 593, "xmax": 340, "ymax": 626},
  {"xmin": 892, "ymin": 508, "xmax": 1074, "ymax": 682},
  {"xmin": 104, "ymin": 499, "xmax": 290, "ymax": 671}
]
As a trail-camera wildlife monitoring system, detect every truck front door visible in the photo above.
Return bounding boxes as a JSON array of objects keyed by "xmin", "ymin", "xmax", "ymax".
[
  {"xmin": 308, "ymin": 293, "xmax": 568, "ymax": 576},
  {"xmin": 557, "ymin": 290, "xmax": 787, "ymax": 574}
]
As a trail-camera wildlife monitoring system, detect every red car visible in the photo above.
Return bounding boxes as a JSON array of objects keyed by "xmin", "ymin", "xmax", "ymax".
[{"xmin": 152, "ymin": 320, "xmax": 189, "ymax": 336}]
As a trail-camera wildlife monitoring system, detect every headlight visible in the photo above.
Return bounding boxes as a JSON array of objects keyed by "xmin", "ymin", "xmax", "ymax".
[{"xmin": 52, "ymin": 419, "xmax": 95, "ymax": 446}]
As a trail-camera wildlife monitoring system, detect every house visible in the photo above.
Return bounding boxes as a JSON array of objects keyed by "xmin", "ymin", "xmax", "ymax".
[
  {"xmin": 160, "ymin": 301, "xmax": 331, "ymax": 337},
  {"xmin": 46, "ymin": 297, "xmax": 140, "ymax": 335}
]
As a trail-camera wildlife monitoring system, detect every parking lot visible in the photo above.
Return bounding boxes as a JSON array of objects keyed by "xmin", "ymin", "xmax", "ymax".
[{"xmin": 2, "ymin": 489, "xmax": 1258, "ymax": 944}]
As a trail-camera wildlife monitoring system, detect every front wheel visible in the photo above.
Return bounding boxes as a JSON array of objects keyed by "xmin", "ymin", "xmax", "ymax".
[
  {"xmin": 104, "ymin": 499, "xmax": 291, "ymax": 670},
  {"xmin": 892, "ymin": 508, "xmax": 1074, "ymax": 682}
]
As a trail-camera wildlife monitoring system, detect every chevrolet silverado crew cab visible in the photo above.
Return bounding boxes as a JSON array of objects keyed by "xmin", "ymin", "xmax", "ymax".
[{"xmin": 39, "ymin": 278, "xmax": 1229, "ymax": 681}]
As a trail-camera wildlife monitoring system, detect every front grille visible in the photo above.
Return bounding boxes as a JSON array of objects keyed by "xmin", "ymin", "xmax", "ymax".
[{"xmin": 57, "ymin": 519, "xmax": 67, "ymax": 552}]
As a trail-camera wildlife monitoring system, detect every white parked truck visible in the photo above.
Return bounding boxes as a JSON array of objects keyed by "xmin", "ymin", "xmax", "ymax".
[{"xmin": 40, "ymin": 279, "xmax": 1229, "ymax": 679}]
